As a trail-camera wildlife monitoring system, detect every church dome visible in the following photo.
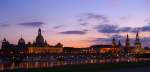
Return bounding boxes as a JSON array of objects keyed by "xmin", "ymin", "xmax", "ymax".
[
  {"xmin": 55, "ymin": 42, "xmax": 63, "ymax": 47},
  {"xmin": 18, "ymin": 37, "xmax": 25, "ymax": 44},
  {"xmin": 35, "ymin": 28, "xmax": 45, "ymax": 47},
  {"xmin": 36, "ymin": 34, "xmax": 44, "ymax": 44}
]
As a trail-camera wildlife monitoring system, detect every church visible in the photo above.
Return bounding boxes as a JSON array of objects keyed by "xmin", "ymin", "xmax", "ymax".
[
  {"xmin": 131, "ymin": 32, "xmax": 144, "ymax": 54},
  {"xmin": 27, "ymin": 28, "xmax": 63, "ymax": 54},
  {"xmin": 1, "ymin": 28, "xmax": 64, "ymax": 54}
]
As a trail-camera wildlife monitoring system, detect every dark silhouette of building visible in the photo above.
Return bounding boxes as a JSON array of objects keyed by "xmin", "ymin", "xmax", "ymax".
[
  {"xmin": 125, "ymin": 34, "xmax": 130, "ymax": 53},
  {"xmin": 112, "ymin": 37, "xmax": 117, "ymax": 48},
  {"xmin": 55, "ymin": 42, "xmax": 63, "ymax": 47},
  {"xmin": 1, "ymin": 38, "xmax": 10, "ymax": 50},
  {"xmin": 135, "ymin": 32, "xmax": 141, "ymax": 49},
  {"xmin": 27, "ymin": 28, "xmax": 64, "ymax": 54},
  {"xmin": 118, "ymin": 40, "xmax": 122, "ymax": 48},
  {"xmin": 17, "ymin": 37, "xmax": 27, "ymax": 52},
  {"xmin": 34, "ymin": 28, "xmax": 47, "ymax": 47}
]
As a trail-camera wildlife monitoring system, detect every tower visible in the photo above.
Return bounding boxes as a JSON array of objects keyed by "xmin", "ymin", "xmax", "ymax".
[
  {"xmin": 135, "ymin": 32, "xmax": 141, "ymax": 49},
  {"xmin": 112, "ymin": 37, "xmax": 117, "ymax": 53},
  {"xmin": 38, "ymin": 28, "xmax": 42, "ymax": 35},
  {"xmin": 18, "ymin": 36, "xmax": 26, "ymax": 50},
  {"xmin": 125, "ymin": 34, "xmax": 130, "ymax": 53},
  {"xmin": 35, "ymin": 28, "xmax": 45, "ymax": 47},
  {"xmin": 1, "ymin": 38, "xmax": 10, "ymax": 50}
]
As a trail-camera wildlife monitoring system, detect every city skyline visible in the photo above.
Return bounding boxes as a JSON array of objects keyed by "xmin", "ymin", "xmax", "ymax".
[
  {"xmin": 0, "ymin": 0, "xmax": 150, "ymax": 47},
  {"xmin": 0, "ymin": 28, "xmax": 148, "ymax": 48}
]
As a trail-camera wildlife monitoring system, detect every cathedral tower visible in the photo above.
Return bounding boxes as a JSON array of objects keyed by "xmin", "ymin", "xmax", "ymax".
[
  {"xmin": 18, "ymin": 36, "xmax": 26, "ymax": 50},
  {"xmin": 135, "ymin": 32, "xmax": 141, "ymax": 49},
  {"xmin": 35, "ymin": 28, "xmax": 45, "ymax": 47},
  {"xmin": 1, "ymin": 38, "xmax": 10, "ymax": 50},
  {"xmin": 125, "ymin": 34, "xmax": 130, "ymax": 53}
]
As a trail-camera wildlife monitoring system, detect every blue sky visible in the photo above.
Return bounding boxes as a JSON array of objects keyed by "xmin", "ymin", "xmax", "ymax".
[{"xmin": 0, "ymin": 0, "xmax": 150, "ymax": 47}]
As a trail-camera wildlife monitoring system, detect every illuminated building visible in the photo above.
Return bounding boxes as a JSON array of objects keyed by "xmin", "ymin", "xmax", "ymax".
[
  {"xmin": 117, "ymin": 40, "xmax": 124, "ymax": 54},
  {"xmin": 1, "ymin": 28, "xmax": 150, "ymax": 55},
  {"xmin": 27, "ymin": 28, "xmax": 63, "ymax": 54},
  {"xmin": 134, "ymin": 32, "xmax": 142, "ymax": 49},
  {"xmin": 63, "ymin": 47, "xmax": 95, "ymax": 54},
  {"xmin": 112, "ymin": 37, "xmax": 120, "ymax": 54},
  {"xmin": 91, "ymin": 45, "xmax": 114, "ymax": 54},
  {"xmin": 91, "ymin": 38, "xmax": 121, "ymax": 54},
  {"xmin": 34, "ymin": 28, "xmax": 46, "ymax": 47},
  {"xmin": 131, "ymin": 32, "xmax": 144, "ymax": 54}
]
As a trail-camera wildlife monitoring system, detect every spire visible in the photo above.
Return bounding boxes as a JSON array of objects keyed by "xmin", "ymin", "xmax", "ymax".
[
  {"xmin": 126, "ymin": 34, "xmax": 129, "ymax": 41},
  {"xmin": 38, "ymin": 28, "xmax": 42, "ymax": 35},
  {"xmin": 136, "ymin": 31, "xmax": 140, "ymax": 42},
  {"xmin": 35, "ymin": 28, "xmax": 45, "ymax": 47},
  {"xmin": 125, "ymin": 34, "xmax": 130, "ymax": 47},
  {"xmin": 135, "ymin": 31, "xmax": 141, "ymax": 49},
  {"xmin": 118, "ymin": 40, "xmax": 122, "ymax": 47}
]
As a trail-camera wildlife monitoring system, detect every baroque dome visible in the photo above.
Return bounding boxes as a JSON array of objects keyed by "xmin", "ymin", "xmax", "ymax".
[
  {"xmin": 18, "ymin": 37, "xmax": 25, "ymax": 44},
  {"xmin": 35, "ymin": 28, "xmax": 45, "ymax": 47},
  {"xmin": 36, "ymin": 34, "xmax": 44, "ymax": 44}
]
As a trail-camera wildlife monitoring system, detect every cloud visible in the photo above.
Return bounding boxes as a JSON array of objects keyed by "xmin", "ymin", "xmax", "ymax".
[
  {"xmin": 118, "ymin": 27, "xmax": 132, "ymax": 32},
  {"xmin": 82, "ymin": 13, "xmax": 109, "ymax": 22},
  {"xmin": 87, "ymin": 34, "xmax": 124, "ymax": 45},
  {"xmin": 77, "ymin": 13, "xmax": 109, "ymax": 26},
  {"xmin": 80, "ymin": 23, "xmax": 89, "ymax": 26},
  {"xmin": 95, "ymin": 23, "xmax": 150, "ymax": 34},
  {"xmin": 111, "ymin": 34, "xmax": 123, "ymax": 39},
  {"xmin": 53, "ymin": 25, "xmax": 65, "ymax": 29},
  {"xmin": 59, "ymin": 30, "xmax": 87, "ymax": 35},
  {"xmin": 0, "ymin": 24, "xmax": 9, "ymax": 27},
  {"xmin": 141, "ymin": 24, "xmax": 150, "ymax": 32},
  {"xmin": 92, "ymin": 38, "xmax": 112, "ymax": 43},
  {"xmin": 90, "ymin": 35, "xmax": 150, "ymax": 47},
  {"xmin": 120, "ymin": 16, "xmax": 131, "ymax": 20},
  {"xmin": 18, "ymin": 22, "xmax": 44, "ymax": 27},
  {"xmin": 95, "ymin": 24, "xmax": 119, "ymax": 33}
]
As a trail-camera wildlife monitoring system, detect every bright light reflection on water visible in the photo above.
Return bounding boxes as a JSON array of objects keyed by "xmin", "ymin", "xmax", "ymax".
[{"xmin": 0, "ymin": 58, "xmax": 150, "ymax": 71}]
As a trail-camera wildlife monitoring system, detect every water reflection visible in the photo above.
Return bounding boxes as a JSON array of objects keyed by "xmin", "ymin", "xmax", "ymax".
[{"xmin": 0, "ymin": 57, "xmax": 150, "ymax": 71}]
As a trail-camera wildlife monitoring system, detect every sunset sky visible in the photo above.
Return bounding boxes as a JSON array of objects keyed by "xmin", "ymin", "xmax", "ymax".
[{"xmin": 0, "ymin": 0, "xmax": 150, "ymax": 47}]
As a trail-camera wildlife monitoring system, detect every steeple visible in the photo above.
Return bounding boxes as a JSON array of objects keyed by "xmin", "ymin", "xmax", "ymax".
[
  {"xmin": 135, "ymin": 31, "xmax": 141, "ymax": 49},
  {"xmin": 35, "ymin": 28, "xmax": 45, "ymax": 47},
  {"xmin": 126, "ymin": 34, "xmax": 129, "ymax": 41},
  {"xmin": 38, "ymin": 28, "xmax": 42, "ymax": 35},
  {"xmin": 125, "ymin": 34, "xmax": 130, "ymax": 53},
  {"xmin": 125, "ymin": 34, "xmax": 130, "ymax": 47},
  {"xmin": 135, "ymin": 31, "xmax": 140, "ymax": 42}
]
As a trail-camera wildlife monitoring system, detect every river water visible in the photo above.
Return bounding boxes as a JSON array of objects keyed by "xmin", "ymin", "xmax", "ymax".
[{"xmin": 0, "ymin": 57, "xmax": 150, "ymax": 71}]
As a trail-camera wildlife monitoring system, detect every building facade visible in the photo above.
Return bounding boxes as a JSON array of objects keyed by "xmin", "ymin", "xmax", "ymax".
[{"xmin": 27, "ymin": 28, "xmax": 63, "ymax": 54}]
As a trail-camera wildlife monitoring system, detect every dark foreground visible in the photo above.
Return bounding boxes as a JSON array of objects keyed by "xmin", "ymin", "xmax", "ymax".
[{"xmin": 8, "ymin": 62, "xmax": 150, "ymax": 72}]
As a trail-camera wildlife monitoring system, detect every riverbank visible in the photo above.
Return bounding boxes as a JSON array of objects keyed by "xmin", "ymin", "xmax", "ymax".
[{"xmin": 10, "ymin": 61, "xmax": 150, "ymax": 72}]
